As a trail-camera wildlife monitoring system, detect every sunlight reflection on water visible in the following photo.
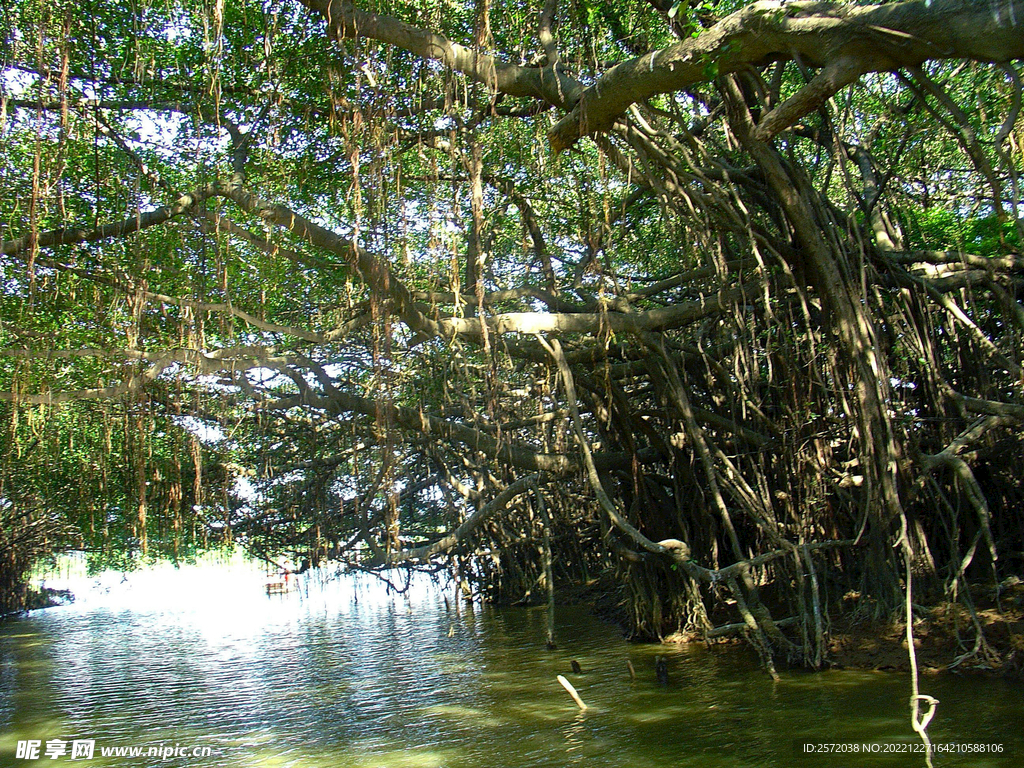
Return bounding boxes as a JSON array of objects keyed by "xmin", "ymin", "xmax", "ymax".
[{"xmin": 0, "ymin": 560, "xmax": 1022, "ymax": 768}]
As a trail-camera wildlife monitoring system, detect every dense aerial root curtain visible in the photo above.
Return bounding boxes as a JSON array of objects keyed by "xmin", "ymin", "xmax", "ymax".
[
  {"xmin": 1, "ymin": 0, "xmax": 1022, "ymax": 671},
  {"xmin": 719, "ymin": 74, "xmax": 908, "ymax": 612}
]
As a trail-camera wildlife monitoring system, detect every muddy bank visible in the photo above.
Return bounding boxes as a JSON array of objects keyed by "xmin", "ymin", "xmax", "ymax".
[
  {"xmin": 824, "ymin": 597, "xmax": 1024, "ymax": 678},
  {"xmin": 700, "ymin": 588, "xmax": 1024, "ymax": 678},
  {"xmin": 563, "ymin": 576, "xmax": 1024, "ymax": 678}
]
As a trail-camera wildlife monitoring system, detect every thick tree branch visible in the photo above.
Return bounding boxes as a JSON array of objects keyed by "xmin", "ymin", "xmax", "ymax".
[
  {"xmin": 2, "ymin": 180, "xmax": 438, "ymax": 342},
  {"xmin": 385, "ymin": 473, "xmax": 542, "ymax": 564},
  {"xmin": 1, "ymin": 183, "xmax": 223, "ymax": 256},
  {"xmin": 437, "ymin": 284, "xmax": 748, "ymax": 338},
  {"xmin": 0, "ymin": 357, "xmax": 175, "ymax": 404},
  {"xmin": 218, "ymin": 184, "xmax": 444, "ymax": 339},
  {"xmin": 264, "ymin": 385, "xmax": 577, "ymax": 473},
  {"xmin": 538, "ymin": 0, "xmax": 560, "ymax": 66},
  {"xmin": 549, "ymin": 0, "xmax": 1024, "ymax": 152},
  {"xmin": 298, "ymin": 0, "xmax": 582, "ymax": 108}
]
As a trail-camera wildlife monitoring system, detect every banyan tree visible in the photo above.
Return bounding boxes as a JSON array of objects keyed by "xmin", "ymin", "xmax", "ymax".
[{"xmin": 1, "ymin": 0, "xmax": 1022, "ymax": 669}]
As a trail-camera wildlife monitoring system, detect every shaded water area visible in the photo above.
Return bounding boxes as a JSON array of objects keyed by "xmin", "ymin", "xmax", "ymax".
[{"xmin": 1, "ymin": 565, "xmax": 1021, "ymax": 767}]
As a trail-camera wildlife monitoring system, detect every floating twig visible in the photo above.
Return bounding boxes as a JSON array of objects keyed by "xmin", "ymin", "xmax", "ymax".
[{"xmin": 557, "ymin": 675, "xmax": 587, "ymax": 710}]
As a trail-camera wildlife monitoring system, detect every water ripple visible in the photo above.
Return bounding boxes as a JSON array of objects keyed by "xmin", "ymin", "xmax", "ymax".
[{"xmin": 1, "ymin": 569, "xmax": 1022, "ymax": 768}]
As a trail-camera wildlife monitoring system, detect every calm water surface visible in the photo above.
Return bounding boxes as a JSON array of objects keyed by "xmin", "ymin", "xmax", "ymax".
[{"xmin": 0, "ymin": 565, "xmax": 1020, "ymax": 767}]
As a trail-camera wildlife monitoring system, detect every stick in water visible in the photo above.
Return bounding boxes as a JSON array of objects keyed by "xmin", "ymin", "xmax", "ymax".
[{"xmin": 557, "ymin": 674, "xmax": 587, "ymax": 710}]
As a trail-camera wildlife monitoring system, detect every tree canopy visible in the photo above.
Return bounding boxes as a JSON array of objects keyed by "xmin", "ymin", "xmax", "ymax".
[{"xmin": 1, "ymin": 0, "xmax": 1022, "ymax": 667}]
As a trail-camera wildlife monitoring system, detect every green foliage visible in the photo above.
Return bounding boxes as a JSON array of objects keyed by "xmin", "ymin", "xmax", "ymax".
[{"xmin": 908, "ymin": 208, "xmax": 1021, "ymax": 256}]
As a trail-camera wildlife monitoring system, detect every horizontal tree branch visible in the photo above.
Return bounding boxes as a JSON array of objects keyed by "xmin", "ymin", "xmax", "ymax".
[
  {"xmin": 0, "ymin": 357, "xmax": 175, "ymax": 404},
  {"xmin": 437, "ymin": 284, "xmax": 749, "ymax": 338},
  {"xmin": 1, "ymin": 183, "xmax": 222, "ymax": 256},
  {"xmin": 298, "ymin": 0, "xmax": 583, "ymax": 108},
  {"xmin": 2, "ymin": 179, "xmax": 436, "ymax": 343},
  {"xmin": 548, "ymin": 0, "xmax": 1024, "ymax": 152},
  {"xmin": 885, "ymin": 249, "xmax": 1024, "ymax": 272}
]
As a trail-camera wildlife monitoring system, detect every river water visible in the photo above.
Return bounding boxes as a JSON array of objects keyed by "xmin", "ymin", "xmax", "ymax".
[{"xmin": 0, "ymin": 563, "xmax": 1020, "ymax": 767}]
